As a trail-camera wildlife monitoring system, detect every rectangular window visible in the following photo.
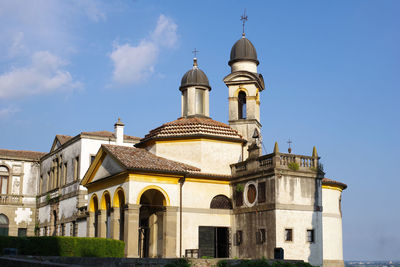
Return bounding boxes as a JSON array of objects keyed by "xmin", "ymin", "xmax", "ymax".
[
  {"xmin": 61, "ymin": 223, "xmax": 65, "ymax": 236},
  {"xmin": 234, "ymin": 230, "xmax": 242, "ymax": 246},
  {"xmin": 256, "ymin": 229, "xmax": 266, "ymax": 244},
  {"xmin": 72, "ymin": 221, "xmax": 77, "ymax": 237},
  {"xmin": 235, "ymin": 190, "xmax": 243, "ymax": 207},
  {"xmin": 39, "ymin": 175, "xmax": 43, "ymax": 195},
  {"xmin": 63, "ymin": 163, "xmax": 67, "ymax": 186},
  {"xmin": 307, "ymin": 229, "xmax": 315, "ymax": 243},
  {"xmin": 1, "ymin": 176, "xmax": 8, "ymax": 194},
  {"xmin": 74, "ymin": 156, "xmax": 80, "ymax": 181},
  {"xmin": 44, "ymin": 226, "xmax": 47, "ymax": 236},
  {"xmin": 285, "ymin": 229, "xmax": 293, "ymax": 242},
  {"xmin": 257, "ymin": 182, "xmax": 266, "ymax": 203},
  {"xmin": 90, "ymin": 155, "xmax": 96, "ymax": 164},
  {"xmin": 47, "ymin": 171, "xmax": 50, "ymax": 192},
  {"xmin": 18, "ymin": 228, "xmax": 27, "ymax": 237}
]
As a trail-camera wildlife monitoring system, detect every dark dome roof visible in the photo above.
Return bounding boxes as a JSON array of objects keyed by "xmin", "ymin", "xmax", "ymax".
[
  {"xmin": 229, "ymin": 37, "xmax": 259, "ymax": 66},
  {"xmin": 180, "ymin": 59, "xmax": 210, "ymax": 91}
]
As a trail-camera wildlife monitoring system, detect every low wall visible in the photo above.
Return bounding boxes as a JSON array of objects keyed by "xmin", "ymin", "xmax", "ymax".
[{"xmin": 0, "ymin": 256, "xmax": 306, "ymax": 267}]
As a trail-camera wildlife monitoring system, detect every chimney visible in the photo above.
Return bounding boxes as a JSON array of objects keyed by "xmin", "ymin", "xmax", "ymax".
[{"xmin": 114, "ymin": 118, "xmax": 124, "ymax": 145}]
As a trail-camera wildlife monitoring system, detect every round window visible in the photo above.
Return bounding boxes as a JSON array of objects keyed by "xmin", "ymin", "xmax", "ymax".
[{"xmin": 247, "ymin": 184, "xmax": 256, "ymax": 204}]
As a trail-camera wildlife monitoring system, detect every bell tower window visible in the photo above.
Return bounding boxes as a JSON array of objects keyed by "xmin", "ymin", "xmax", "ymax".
[
  {"xmin": 238, "ymin": 91, "xmax": 246, "ymax": 119},
  {"xmin": 195, "ymin": 89, "xmax": 204, "ymax": 115}
]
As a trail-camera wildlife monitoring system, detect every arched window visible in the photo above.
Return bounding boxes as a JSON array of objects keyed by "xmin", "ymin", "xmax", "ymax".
[
  {"xmin": 0, "ymin": 214, "xmax": 9, "ymax": 236},
  {"xmin": 238, "ymin": 91, "xmax": 246, "ymax": 119},
  {"xmin": 210, "ymin": 195, "xmax": 232, "ymax": 209},
  {"xmin": 195, "ymin": 89, "xmax": 205, "ymax": 115},
  {"xmin": 0, "ymin": 166, "xmax": 9, "ymax": 195}
]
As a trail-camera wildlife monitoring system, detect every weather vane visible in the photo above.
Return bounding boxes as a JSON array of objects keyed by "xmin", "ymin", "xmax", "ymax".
[
  {"xmin": 240, "ymin": 9, "xmax": 248, "ymax": 36},
  {"xmin": 287, "ymin": 138, "xmax": 293, "ymax": 153},
  {"xmin": 192, "ymin": 48, "xmax": 199, "ymax": 58}
]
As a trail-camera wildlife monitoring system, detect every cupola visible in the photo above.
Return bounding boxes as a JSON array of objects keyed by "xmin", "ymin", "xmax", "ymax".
[
  {"xmin": 179, "ymin": 58, "xmax": 211, "ymax": 118},
  {"xmin": 229, "ymin": 37, "xmax": 259, "ymax": 73}
]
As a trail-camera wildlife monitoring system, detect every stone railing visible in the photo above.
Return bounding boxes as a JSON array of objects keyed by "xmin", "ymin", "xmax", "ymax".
[
  {"xmin": 233, "ymin": 152, "xmax": 318, "ymax": 173},
  {"xmin": 0, "ymin": 194, "xmax": 22, "ymax": 205}
]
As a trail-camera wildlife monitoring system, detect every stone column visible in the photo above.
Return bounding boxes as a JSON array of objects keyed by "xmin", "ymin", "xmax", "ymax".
[
  {"xmin": 87, "ymin": 212, "xmax": 94, "ymax": 237},
  {"xmin": 98, "ymin": 210, "xmax": 107, "ymax": 238},
  {"xmin": 111, "ymin": 208, "xmax": 120, "ymax": 240},
  {"xmin": 124, "ymin": 204, "xmax": 140, "ymax": 257},
  {"xmin": 163, "ymin": 206, "xmax": 178, "ymax": 258}
]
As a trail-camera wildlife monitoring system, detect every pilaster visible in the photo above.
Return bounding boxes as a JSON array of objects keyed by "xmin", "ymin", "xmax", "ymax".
[{"xmin": 124, "ymin": 204, "xmax": 140, "ymax": 257}]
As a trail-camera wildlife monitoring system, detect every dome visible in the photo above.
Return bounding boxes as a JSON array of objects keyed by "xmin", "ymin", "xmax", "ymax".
[
  {"xmin": 229, "ymin": 37, "xmax": 259, "ymax": 66},
  {"xmin": 179, "ymin": 58, "xmax": 211, "ymax": 91}
]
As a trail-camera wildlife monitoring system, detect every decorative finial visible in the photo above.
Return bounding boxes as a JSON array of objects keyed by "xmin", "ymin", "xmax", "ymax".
[
  {"xmin": 192, "ymin": 48, "xmax": 199, "ymax": 68},
  {"xmin": 287, "ymin": 138, "xmax": 292, "ymax": 153},
  {"xmin": 240, "ymin": 9, "xmax": 248, "ymax": 37},
  {"xmin": 312, "ymin": 146, "xmax": 318, "ymax": 158},
  {"xmin": 114, "ymin": 117, "xmax": 124, "ymax": 127},
  {"xmin": 273, "ymin": 142, "xmax": 279, "ymax": 153}
]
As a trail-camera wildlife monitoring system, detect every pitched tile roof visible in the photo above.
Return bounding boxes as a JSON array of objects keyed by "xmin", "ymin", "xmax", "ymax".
[
  {"xmin": 56, "ymin": 135, "xmax": 73, "ymax": 145},
  {"xmin": 0, "ymin": 149, "xmax": 46, "ymax": 161},
  {"xmin": 103, "ymin": 144, "xmax": 200, "ymax": 173},
  {"xmin": 322, "ymin": 178, "xmax": 347, "ymax": 190},
  {"xmin": 138, "ymin": 117, "xmax": 244, "ymax": 145},
  {"xmin": 82, "ymin": 131, "xmax": 140, "ymax": 142}
]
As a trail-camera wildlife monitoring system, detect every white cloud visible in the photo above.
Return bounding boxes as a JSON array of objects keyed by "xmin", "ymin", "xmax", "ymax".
[
  {"xmin": 110, "ymin": 14, "xmax": 178, "ymax": 85},
  {"xmin": 0, "ymin": 51, "xmax": 82, "ymax": 99},
  {"xmin": 73, "ymin": 0, "xmax": 106, "ymax": 22},
  {"xmin": 0, "ymin": 106, "xmax": 19, "ymax": 118}
]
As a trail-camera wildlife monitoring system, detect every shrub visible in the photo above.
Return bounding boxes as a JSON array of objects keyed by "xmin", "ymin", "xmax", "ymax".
[
  {"xmin": 165, "ymin": 258, "xmax": 190, "ymax": 267},
  {"xmin": 288, "ymin": 162, "xmax": 299, "ymax": 171},
  {"xmin": 0, "ymin": 236, "xmax": 124, "ymax": 257}
]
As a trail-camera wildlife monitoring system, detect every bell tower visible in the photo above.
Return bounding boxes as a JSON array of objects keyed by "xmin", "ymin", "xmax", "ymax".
[{"xmin": 223, "ymin": 30, "xmax": 265, "ymax": 158}]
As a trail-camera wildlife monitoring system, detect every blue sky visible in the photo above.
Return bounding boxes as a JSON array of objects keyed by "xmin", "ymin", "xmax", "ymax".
[{"xmin": 0, "ymin": 0, "xmax": 399, "ymax": 261}]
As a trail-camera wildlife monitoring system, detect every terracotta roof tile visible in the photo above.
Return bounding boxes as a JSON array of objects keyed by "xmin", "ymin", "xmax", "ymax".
[
  {"xmin": 82, "ymin": 131, "xmax": 140, "ymax": 142},
  {"xmin": 56, "ymin": 135, "xmax": 73, "ymax": 145},
  {"xmin": 322, "ymin": 178, "xmax": 347, "ymax": 190},
  {"xmin": 0, "ymin": 149, "xmax": 46, "ymax": 161},
  {"xmin": 103, "ymin": 144, "xmax": 200, "ymax": 173},
  {"xmin": 139, "ymin": 117, "xmax": 244, "ymax": 144}
]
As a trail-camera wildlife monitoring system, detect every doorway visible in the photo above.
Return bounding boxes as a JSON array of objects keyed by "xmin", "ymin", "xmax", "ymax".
[
  {"xmin": 138, "ymin": 189, "xmax": 166, "ymax": 258},
  {"xmin": 199, "ymin": 226, "xmax": 230, "ymax": 258}
]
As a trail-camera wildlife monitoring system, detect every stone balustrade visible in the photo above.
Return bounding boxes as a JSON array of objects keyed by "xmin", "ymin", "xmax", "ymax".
[
  {"xmin": 0, "ymin": 194, "xmax": 22, "ymax": 205},
  {"xmin": 232, "ymin": 152, "xmax": 319, "ymax": 174}
]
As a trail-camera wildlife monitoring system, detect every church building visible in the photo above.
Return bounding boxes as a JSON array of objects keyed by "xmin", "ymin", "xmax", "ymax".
[
  {"xmin": 0, "ymin": 23, "xmax": 347, "ymax": 267},
  {"xmin": 80, "ymin": 31, "xmax": 347, "ymax": 267}
]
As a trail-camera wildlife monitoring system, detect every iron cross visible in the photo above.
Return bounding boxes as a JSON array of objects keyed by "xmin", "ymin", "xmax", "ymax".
[
  {"xmin": 192, "ymin": 48, "xmax": 199, "ymax": 58},
  {"xmin": 240, "ymin": 9, "xmax": 248, "ymax": 35}
]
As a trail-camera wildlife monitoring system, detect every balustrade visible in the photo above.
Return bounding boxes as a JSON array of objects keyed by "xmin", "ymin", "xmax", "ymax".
[{"xmin": 0, "ymin": 194, "xmax": 22, "ymax": 204}]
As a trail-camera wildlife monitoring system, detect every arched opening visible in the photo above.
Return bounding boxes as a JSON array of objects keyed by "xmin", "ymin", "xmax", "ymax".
[
  {"xmin": 238, "ymin": 91, "xmax": 246, "ymax": 119},
  {"xmin": 101, "ymin": 192, "xmax": 112, "ymax": 238},
  {"xmin": 0, "ymin": 214, "xmax": 9, "ymax": 236},
  {"xmin": 90, "ymin": 194, "xmax": 99, "ymax": 237},
  {"xmin": 0, "ymin": 166, "xmax": 9, "ymax": 195},
  {"xmin": 195, "ymin": 89, "xmax": 205, "ymax": 115},
  {"xmin": 113, "ymin": 188, "xmax": 126, "ymax": 241},
  {"xmin": 139, "ymin": 189, "xmax": 167, "ymax": 258},
  {"xmin": 210, "ymin": 195, "xmax": 233, "ymax": 209}
]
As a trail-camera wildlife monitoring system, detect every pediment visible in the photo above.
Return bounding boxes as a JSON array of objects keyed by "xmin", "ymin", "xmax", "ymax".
[
  {"xmin": 81, "ymin": 147, "xmax": 126, "ymax": 186},
  {"xmin": 223, "ymin": 71, "xmax": 265, "ymax": 91},
  {"xmin": 91, "ymin": 154, "xmax": 124, "ymax": 182}
]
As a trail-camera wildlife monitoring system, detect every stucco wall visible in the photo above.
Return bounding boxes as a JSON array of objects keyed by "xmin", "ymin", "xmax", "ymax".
[
  {"xmin": 151, "ymin": 139, "xmax": 242, "ymax": 175},
  {"xmin": 275, "ymin": 210, "xmax": 322, "ymax": 267},
  {"xmin": 322, "ymin": 187, "xmax": 344, "ymax": 262}
]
